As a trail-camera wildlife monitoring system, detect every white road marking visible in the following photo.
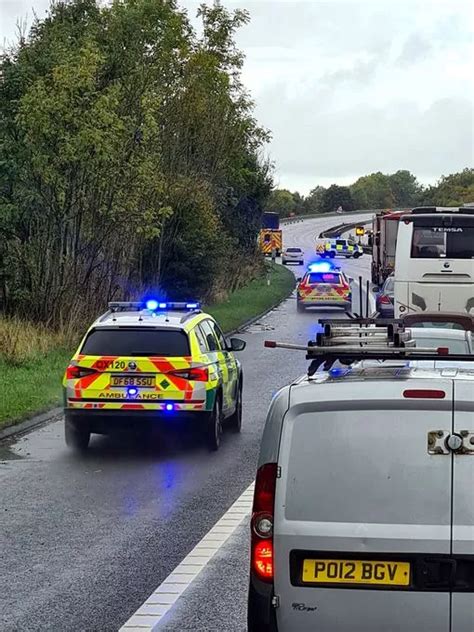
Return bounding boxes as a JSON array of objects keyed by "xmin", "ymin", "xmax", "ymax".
[{"xmin": 119, "ymin": 482, "xmax": 255, "ymax": 631}]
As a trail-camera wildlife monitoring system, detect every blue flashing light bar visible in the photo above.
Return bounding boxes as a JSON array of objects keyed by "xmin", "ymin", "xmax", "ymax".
[
  {"xmin": 108, "ymin": 301, "xmax": 201, "ymax": 313},
  {"xmin": 144, "ymin": 300, "xmax": 201, "ymax": 312},
  {"xmin": 307, "ymin": 261, "xmax": 333, "ymax": 273}
]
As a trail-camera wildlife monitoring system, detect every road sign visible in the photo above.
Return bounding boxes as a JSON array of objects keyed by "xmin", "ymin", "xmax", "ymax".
[{"xmin": 355, "ymin": 226, "xmax": 365, "ymax": 236}]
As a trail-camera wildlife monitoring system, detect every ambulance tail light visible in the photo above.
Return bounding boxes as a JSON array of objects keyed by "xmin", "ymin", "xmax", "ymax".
[
  {"xmin": 169, "ymin": 366, "xmax": 209, "ymax": 381},
  {"xmin": 66, "ymin": 365, "xmax": 98, "ymax": 380},
  {"xmin": 251, "ymin": 463, "xmax": 277, "ymax": 583}
]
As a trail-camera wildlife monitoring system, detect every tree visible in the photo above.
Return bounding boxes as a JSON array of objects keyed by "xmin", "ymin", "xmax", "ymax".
[
  {"xmin": 304, "ymin": 186, "xmax": 326, "ymax": 214},
  {"xmin": 388, "ymin": 170, "xmax": 422, "ymax": 207},
  {"xmin": 321, "ymin": 185, "xmax": 354, "ymax": 213},
  {"xmin": 419, "ymin": 168, "xmax": 474, "ymax": 206},
  {"xmin": 0, "ymin": 0, "xmax": 272, "ymax": 323},
  {"xmin": 264, "ymin": 189, "xmax": 296, "ymax": 217},
  {"xmin": 350, "ymin": 172, "xmax": 394, "ymax": 210}
]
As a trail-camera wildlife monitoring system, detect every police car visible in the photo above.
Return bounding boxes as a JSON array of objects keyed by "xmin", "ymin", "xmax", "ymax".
[
  {"xmin": 296, "ymin": 262, "xmax": 352, "ymax": 313},
  {"xmin": 316, "ymin": 238, "xmax": 363, "ymax": 259},
  {"xmin": 249, "ymin": 320, "xmax": 474, "ymax": 632},
  {"xmin": 63, "ymin": 301, "xmax": 245, "ymax": 451}
]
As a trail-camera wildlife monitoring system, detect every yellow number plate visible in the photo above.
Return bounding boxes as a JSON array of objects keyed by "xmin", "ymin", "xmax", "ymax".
[
  {"xmin": 302, "ymin": 559, "xmax": 410, "ymax": 587},
  {"xmin": 110, "ymin": 376, "xmax": 155, "ymax": 387}
]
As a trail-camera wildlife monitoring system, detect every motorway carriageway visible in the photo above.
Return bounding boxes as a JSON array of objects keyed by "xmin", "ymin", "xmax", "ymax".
[{"xmin": 0, "ymin": 213, "xmax": 373, "ymax": 632}]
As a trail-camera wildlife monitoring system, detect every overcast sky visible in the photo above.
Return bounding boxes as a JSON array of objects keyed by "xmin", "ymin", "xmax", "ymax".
[{"xmin": 1, "ymin": 0, "xmax": 473, "ymax": 194}]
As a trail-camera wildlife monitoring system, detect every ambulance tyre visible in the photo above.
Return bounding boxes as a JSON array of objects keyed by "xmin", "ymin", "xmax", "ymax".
[
  {"xmin": 206, "ymin": 395, "xmax": 223, "ymax": 451},
  {"xmin": 65, "ymin": 418, "xmax": 90, "ymax": 452},
  {"xmin": 228, "ymin": 380, "xmax": 242, "ymax": 433}
]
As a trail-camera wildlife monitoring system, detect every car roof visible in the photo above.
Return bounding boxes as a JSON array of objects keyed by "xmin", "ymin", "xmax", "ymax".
[
  {"xmin": 90, "ymin": 309, "xmax": 207, "ymax": 332},
  {"xmin": 292, "ymin": 363, "xmax": 474, "ymax": 391}
]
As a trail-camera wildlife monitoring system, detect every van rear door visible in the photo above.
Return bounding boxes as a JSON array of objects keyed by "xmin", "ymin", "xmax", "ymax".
[
  {"xmin": 452, "ymin": 379, "xmax": 474, "ymax": 631},
  {"xmin": 273, "ymin": 377, "xmax": 454, "ymax": 632}
]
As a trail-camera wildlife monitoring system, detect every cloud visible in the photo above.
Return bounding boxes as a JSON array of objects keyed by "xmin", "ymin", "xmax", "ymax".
[
  {"xmin": 1, "ymin": 0, "xmax": 473, "ymax": 193},
  {"xmin": 397, "ymin": 34, "xmax": 432, "ymax": 66},
  {"xmin": 262, "ymin": 97, "xmax": 473, "ymax": 184}
]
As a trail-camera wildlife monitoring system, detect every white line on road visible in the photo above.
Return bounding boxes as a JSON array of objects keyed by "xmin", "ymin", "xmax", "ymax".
[{"xmin": 119, "ymin": 482, "xmax": 255, "ymax": 631}]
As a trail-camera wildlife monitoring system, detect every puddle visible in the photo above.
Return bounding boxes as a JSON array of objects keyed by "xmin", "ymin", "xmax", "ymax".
[{"xmin": 0, "ymin": 442, "xmax": 24, "ymax": 461}]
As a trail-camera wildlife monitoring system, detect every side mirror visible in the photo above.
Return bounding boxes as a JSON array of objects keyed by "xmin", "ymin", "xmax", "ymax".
[
  {"xmin": 347, "ymin": 277, "xmax": 354, "ymax": 283},
  {"xmin": 227, "ymin": 337, "xmax": 246, "ymax": 352},
  {"xmin": 372, "ymin": 286, "xmax": 380, "ymax": 293},
  {"xmin": 296, "ymin": 277, "xmax": 302, "ymax": 283}
]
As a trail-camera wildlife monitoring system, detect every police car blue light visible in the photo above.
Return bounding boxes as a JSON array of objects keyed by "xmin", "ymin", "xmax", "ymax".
[
  {"xmin": 146, "ymin": 299, "xmax": 159, "ymax": 310},
  {"xmin": 308, "ymin": 261, "xmax": 332, "ymax": 273}
]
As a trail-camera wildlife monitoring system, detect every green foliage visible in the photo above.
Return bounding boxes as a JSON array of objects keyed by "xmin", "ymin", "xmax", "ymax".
[
  {"xmin": 0, "ymin": 0, "xmax": 271, "ymax": 326},
  {"xmin": 303, "ymin": 186, "xmax": 326, "ymax": 214},
  {"xmin": 265, "ymin": 189, "xmax": 296, "ymax": 217},
  {"xmin": 419, "ymin": 168, "xmax": 474, "ymax": 206},
  {"xmin": 320, "ymin": 185, "xmax": 354, "ymax": 213},
  {"xmin": 350, "ymin": 172, "xmax": 395, "ymax": 210}
]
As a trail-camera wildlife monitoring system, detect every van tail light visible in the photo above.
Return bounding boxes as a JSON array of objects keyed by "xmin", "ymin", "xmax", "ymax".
[
  {"xmin": 169, "ymin": 366, "xmax": 209, "ymax": 381},
  {"xmin": 66, "ymin": 365, "xmax": 98, "ymax": 380},
  {"xmin": 251, "ymin": 463, "xmax": 277, "ymax": 583},
  {"xmin": 403, "ymin": 389, "xmax": 446, "ymax": 399}
]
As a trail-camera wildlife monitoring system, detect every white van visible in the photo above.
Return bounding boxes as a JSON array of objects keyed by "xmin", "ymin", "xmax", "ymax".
[
  {"xmin": 394, "ymin": 207, "xmax": 474, "ymax": 317},
  {"xmin": 248, "ymin": 321, "xmax": 474, "ymax": 632}
]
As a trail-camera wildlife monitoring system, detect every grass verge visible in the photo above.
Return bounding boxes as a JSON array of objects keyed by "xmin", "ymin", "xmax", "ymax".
[
  {"xmin": 206, "ymin": 262, "xmax": 295, "ymax": 332},
  {"xmin": 0, "ymin": 263, "xmax": 295, "ymax": 431}
]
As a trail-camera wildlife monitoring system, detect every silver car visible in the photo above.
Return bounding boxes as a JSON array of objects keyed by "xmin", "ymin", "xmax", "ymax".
[
  {"xmin": 282, "ymin": 247, "xmax": 304, "ymax": 266},
  {"xmin": 248, "ymin": 325, "xmax": 474, "ymax": 632}
]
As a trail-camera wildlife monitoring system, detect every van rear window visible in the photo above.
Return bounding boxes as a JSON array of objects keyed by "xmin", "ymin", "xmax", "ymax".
[
  {"xmin": 80, "ymin": 328, "xmax": 190, "ymax": 357},
  {"xmin": 411, "ymin": 218, "xmax": 474, "ymax": 259}
]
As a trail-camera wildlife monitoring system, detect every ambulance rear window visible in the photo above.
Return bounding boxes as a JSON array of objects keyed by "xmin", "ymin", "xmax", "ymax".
[
  {"xmin": 80, "ymin": 328, "xmax": 190, "ymax": 357},
  {"xmin": 307, "ymin": 272, "xmax": 341, "ymax": 284}
]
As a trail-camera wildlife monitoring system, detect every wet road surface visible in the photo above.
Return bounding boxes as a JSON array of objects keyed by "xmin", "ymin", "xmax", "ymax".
[{"xmin": 1, "ymin": 213, "xmax": 373, "ymax": 632}]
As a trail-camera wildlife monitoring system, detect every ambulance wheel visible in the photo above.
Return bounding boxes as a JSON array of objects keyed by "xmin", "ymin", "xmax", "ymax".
[
  {"xmin": 297, "ymin": 301, "xmax": 305, "ymax": 313},
  {"xmin": 228, "ymin": 381, "xmax": 242, "ymax": 433},
  {"xmin": 206, "ymin": 396, "xmax": 223, "ymax": 451},
  {"xmin": 65, "ymin": 418, "xmax": 90, "ymax": 452}
]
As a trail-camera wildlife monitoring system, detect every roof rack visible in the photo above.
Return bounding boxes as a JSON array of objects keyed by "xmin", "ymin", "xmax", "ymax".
[{"xmin": 264, "ymin": 318, "xmax": 474, "ymax": 376}]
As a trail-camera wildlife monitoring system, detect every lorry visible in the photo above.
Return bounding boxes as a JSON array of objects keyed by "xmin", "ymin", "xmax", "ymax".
[
  {"xmin": 259, "ymin": 212, "xmax": 282, "ymax": 256},
  {"xmin": 370, "ymin": 210, "xmax": 409, "ymax": 285}
]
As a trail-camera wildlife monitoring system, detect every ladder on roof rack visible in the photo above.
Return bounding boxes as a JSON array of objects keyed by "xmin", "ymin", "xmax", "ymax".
[{"xmin": 264, "ymin": 317, "xmax": 474, "ymax": 376}]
